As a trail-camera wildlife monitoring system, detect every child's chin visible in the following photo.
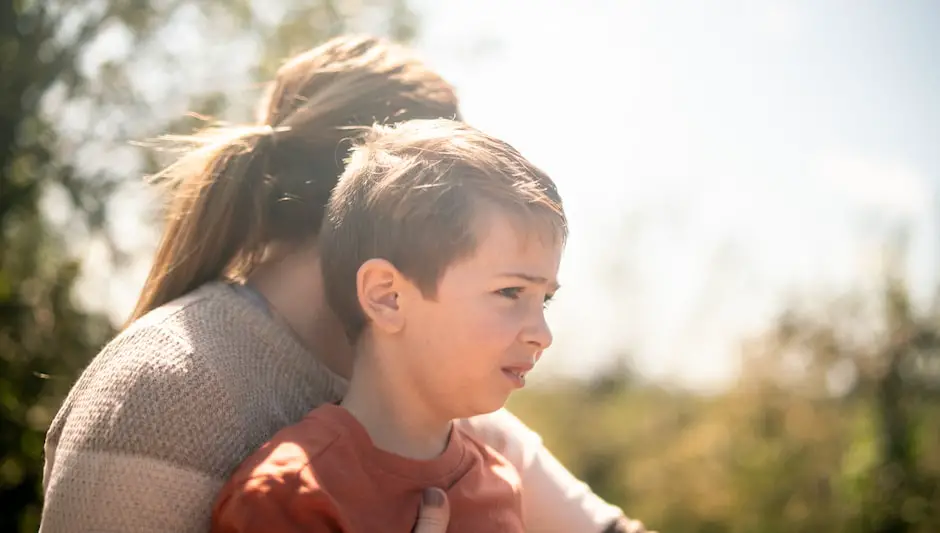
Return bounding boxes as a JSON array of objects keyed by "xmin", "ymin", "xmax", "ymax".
[{"xmin": 461, "ymin": 393, "xmax": 510, "ymax": 419}]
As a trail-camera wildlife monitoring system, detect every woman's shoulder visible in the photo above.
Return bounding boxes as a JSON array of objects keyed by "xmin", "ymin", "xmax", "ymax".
[
  {"xmin": 119, "ymin": 281, "xmax": 254, "ymax": 349},
  {"xmin": 96, "ymin": 281, "xmax": 288, "ymax": 383},
  {"xmin": 74, "ymin": 281, "xmax": 269, "ymax": 409},
  {"xmin": 51, "ymin": 328, "xmax": 242, "ymax": 467},
  {"xmin": 45, "ymin": 283, "xmax": 261, "ymax": 473},
  {"xmin": 119, "ymin": 281, "xmax": 308, "ymax": 370}
]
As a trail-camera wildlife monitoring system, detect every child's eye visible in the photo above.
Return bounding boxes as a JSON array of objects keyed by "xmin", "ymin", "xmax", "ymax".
[
  {"xmin": 543, "ymin": 293, "xmax": 555, "ymax": 309},
  {"xmin": 497, "ymin": 287, "xmax": 523, "ymax": 300}
]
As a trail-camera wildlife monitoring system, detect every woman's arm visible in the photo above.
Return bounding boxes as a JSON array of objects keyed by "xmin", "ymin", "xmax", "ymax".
[
  {"xmin": 458, "ymin": 409, "xmax": 651, "ymax": 533},
  {"xmin": 40, "ymin": 330, "xmax": 241, "ymax": 533}
]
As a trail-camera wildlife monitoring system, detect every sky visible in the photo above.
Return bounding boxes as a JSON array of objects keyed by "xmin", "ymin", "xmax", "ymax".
[
  {"xmin": 409, "ymin": 0, "xmax": 940, "ymax": 389},
  {"xmin": 71, "ymin": 0, "xmax": 940, "ymax": 391}
]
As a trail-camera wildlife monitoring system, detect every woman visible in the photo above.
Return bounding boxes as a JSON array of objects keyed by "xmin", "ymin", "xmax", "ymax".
[{"xmin": 40, "ymin": 35, "xmax": 651, "ymax": 533}]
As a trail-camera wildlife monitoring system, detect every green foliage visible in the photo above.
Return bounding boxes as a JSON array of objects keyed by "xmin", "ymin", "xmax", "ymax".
[
  {"xmin": 510, "ymin": 276, "xmax": 940, "ymax": 533},
  {"xmin": 0, "ymin": 1, "xmax": 416, "ymax": 531}
]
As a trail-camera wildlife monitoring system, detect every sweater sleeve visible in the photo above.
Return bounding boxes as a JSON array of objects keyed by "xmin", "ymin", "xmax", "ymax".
[
  {"xmin": 458, "ymin": 409, "xmax": 629, "ymax": 533},
  {"xmin": 40, "ymin": 327, "xmax": 244, "ymax": 533}
]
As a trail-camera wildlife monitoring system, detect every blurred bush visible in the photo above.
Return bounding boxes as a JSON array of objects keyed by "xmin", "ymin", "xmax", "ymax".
[{"xmin": 510, "ymin": 272, "xmax": 940, "ymax": 533}]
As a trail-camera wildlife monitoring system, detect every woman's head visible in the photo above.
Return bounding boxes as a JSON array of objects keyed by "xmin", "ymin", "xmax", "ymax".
[
  {"xmin": 256, "ymin": 35, "xmax": 460, "ymax": 128},
  {"xmin": 130, "ymin": 35, "xmax": 461, "ymax": 323}
]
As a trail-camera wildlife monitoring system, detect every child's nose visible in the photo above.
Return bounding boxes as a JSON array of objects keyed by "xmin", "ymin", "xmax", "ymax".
[{"xmin": 523, "ymin": 312, "xmax": 553, "ymax": 351}]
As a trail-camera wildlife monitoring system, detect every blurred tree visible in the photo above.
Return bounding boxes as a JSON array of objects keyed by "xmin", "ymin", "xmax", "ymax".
[
  {"xmin": 0, "ymin": 1, "xmax": 416, "ymax": 530},
  {"xmin": 858, "ymin": 265, "xmax": 940, "ymax": 533},
  {"xmin": 510, "ymin": 260, "xmax": 939, "ymax": 533}
]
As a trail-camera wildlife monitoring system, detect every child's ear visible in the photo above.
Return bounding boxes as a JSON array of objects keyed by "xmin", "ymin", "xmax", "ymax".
[{"xmin": 356, "ymin": 258, "xmax": 405, "ymax": 334}]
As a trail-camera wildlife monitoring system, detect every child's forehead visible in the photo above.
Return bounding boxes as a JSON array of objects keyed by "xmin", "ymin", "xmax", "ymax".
[
  {"xmin": 455, "ymin": 211, "xmax": 564, "ymax": 271},
  {"xmin": 469, "ymin": 208, "xmax": 565, "ymax": 252}
]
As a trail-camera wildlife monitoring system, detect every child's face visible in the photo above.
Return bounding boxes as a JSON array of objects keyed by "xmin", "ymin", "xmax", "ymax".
[{"xmin": 400, "ymin": 210, "xmax": 563, "ymax": 420}]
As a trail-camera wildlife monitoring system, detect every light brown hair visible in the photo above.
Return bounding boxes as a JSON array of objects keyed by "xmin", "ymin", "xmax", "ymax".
[
  {"xmin": 128, "ymin": 35, "xmax": 461, "ymax": 324},
  {"xmin": 319, "ymin": 119, "xmax": 567, "ymax": 342}
]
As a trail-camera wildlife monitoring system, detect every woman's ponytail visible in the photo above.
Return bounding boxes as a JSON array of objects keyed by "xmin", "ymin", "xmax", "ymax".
[
  {"xmin": 127, "ymin": 34, "xmax": 462, "ymax": 326},
  {"xmin": 127, "ymin": 126, "xmax": 275, "ymax": 324}
]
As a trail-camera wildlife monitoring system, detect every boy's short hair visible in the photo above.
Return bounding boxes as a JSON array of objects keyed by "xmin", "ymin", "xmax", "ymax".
[{"xmin": 319, "ymin": 119, "xmax": 566, "ymax": 342}]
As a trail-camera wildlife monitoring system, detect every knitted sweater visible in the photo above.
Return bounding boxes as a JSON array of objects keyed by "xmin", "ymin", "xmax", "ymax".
[{"xmin": 40, "ymin": 282, "xmax": 627, "ymax": 533}]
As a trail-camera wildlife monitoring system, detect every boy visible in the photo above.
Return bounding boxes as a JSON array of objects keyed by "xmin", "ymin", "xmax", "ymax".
[{"xmin": 211, "ymin": 119, "xmax": 567, "ymax": 532}]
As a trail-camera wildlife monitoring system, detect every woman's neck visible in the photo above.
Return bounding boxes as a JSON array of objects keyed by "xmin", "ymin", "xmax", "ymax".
[
  {"xmin": 246, "ymin": 244, "xmax": 354, "ymax": 379},
  {"xmin": 341, "ymin": 342, "xmax": 452, "ymax": 460}
]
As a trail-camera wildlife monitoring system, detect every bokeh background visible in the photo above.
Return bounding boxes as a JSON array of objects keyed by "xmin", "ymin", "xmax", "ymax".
[{"xmin": 2, "ymin": 1, "xmax": 939, "ymax": 532}]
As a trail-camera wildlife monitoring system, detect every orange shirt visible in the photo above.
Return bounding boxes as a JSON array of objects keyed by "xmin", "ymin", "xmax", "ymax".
[{"xmin": 211, "ymin": 404, "xmax": 524, "ymax": 533}]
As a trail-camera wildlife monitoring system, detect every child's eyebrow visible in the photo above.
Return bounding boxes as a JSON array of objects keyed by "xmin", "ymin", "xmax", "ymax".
[{"xmin": 499, "ymin": 272, "xmax": 561, "ymax": 292}]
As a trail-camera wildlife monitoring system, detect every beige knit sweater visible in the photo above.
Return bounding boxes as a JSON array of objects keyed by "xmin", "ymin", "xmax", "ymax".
[{"xmin": 40, "ymin": 282, "xmax": 626, "ymax": 533}]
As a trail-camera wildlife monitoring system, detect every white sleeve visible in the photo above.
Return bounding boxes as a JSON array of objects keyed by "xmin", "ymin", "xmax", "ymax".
[{"xmin": 458, "ymin": 409, "xmax": 626, "ymax": 533}]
